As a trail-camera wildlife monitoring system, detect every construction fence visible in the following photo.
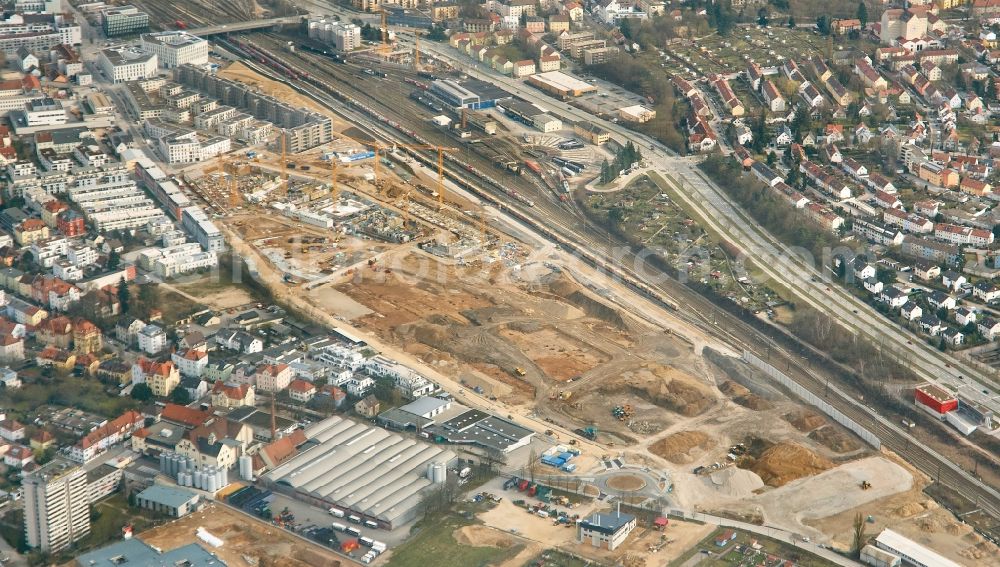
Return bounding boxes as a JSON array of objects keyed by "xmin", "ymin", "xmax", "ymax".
[{"xmin": 741, "ymin": 350, "xmax": 882, "ymax": 450}]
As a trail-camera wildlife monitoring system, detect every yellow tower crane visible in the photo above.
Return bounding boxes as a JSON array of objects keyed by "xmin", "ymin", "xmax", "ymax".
[
  {"xmin": 372, "ymin": 144, "xmax": 456, "ymax": 207},
  {"xmin": 379, "ymin": 7, "xmax": 391, "ymax": 58}
]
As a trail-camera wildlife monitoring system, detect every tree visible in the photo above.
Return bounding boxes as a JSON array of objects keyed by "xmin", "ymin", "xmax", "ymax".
[
  {"xmin": 816, "ymin": 15, "xmax": 831, "ymax": 36},
  {"xmin": 131, "ymin": 383, "xmax": 153, "ymax": 402},
  {"xmin": 137, "ymin": 283, "xmax": 156, "ymax": 314},
  {"xmin": 619, "ymin": 17, "xmax": 632, "ymax": 40},
  {"xmin": 856, "ymin": 1, "xmax": 868, "ymax": 29},
  {"xmin": 600, "ymin": 159, "xmax": 612, "ymax": 184},
  {"xmin": 107, "ymin": 249, "xmax": 120, "ymax": 269},
  {"xmin": 852, "ymin": 512, "xmax": 867, "ymax": 558},
  {"xmin": 170, "ymin": 387, "xmax": 192, "ymax": 405},
  {"xmin": 117, "ymin": 278, "xmax": 131, "ymax": 314},
  {"xmin": 787, "ymin": 16, "xmax": 795, "ymax": 28},
  {"xmin": 757, "ymin": 7, "xmax": 769, "ymax": 27}
]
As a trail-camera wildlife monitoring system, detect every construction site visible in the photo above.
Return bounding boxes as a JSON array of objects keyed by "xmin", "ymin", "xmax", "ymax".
[{"xmin": 94, "ymin": 7, "xmax": 998, "ymax": 563}]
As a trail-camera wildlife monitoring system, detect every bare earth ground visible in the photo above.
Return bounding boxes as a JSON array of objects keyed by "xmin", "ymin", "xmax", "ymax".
[
  {"xmin": 805, "ymin": 454, "xmax": 1000, "ymax": 565},
  {"xmin": 139, "ymin": 503, "xmax": 350, "ymax": 567}
]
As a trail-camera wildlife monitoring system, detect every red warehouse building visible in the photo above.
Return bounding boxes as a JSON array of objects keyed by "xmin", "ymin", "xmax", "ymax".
[{"xmin": 915, "ymin": 384, "xmax": 957, "ymax": 416}]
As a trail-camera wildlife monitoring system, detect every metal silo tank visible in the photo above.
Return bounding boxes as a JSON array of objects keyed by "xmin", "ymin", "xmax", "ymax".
[
  {"xmin": 220, "ymin": 466, "xmax": 228, "ymax": 487},
  {"xmin": 239, "ymin": 455, "xmax": 252, "ymax": 481},
  {"xmin": 159, "ymin": 452, "xmax": 167, "ymax": 473},
  {"xmin": 206, "ymin": 472, "xmax": 218, "ymax": 493}
]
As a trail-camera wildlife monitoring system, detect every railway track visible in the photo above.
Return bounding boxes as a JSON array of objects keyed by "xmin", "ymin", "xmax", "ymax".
[{"xmin": 217, "ymin": 36, "xmax": 1000, "ymax": 529}]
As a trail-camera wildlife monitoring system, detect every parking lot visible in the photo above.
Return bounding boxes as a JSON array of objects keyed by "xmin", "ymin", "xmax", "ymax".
[
  {"xmin": 225, "ymin": 485, "xmax": 416, "ymax": 561},
  {"xmin": 571, "ymin": 76, "xmax": 651, "ymax": 120}
]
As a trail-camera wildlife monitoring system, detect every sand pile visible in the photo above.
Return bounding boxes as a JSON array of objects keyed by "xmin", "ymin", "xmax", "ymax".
[
  {"xmin": 453, "ymin": 526, "xmax": 515, "ymax": 548},
  {"xmin": 719, "ymin": 381, "xmax": 773, "ymax": 410},
  {"xmin": 894, "ymin": 501, "xmax": 926, "ymax": 518},
  {"xmin": 747, "ymin": 443, "xmax": 834, "ymax": 487},
  {"xmin": 649, "ymin": 431, "xmax": 715, "ymax": 463},
  {"xmin": 601, "ymin": 364, "xmax": 716, "ymax": 416},
  {"xmin": 707, "ymin": 467, "xmax": 766, "ymax": 498}
]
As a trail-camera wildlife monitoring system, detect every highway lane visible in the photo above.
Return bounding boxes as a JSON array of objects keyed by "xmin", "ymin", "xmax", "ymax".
[
  {"xmin": 402, "ymin": 34, "xmax": 1000, "ymax": 417},
  {"xmin": 236, "ymin": 37, "xmax": 1000, "ymax": 521}
]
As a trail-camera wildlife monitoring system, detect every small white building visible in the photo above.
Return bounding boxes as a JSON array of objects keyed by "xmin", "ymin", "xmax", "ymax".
[
  {"xmin": 578, "ymin": 509, "xmax": 636, "ymax": 551},
  {"xmin": 137, "ymin": 324, "xmax": 167, "ymax": 354}
]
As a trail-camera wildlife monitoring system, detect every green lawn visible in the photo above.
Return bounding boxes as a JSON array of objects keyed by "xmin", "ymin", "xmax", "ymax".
[{"xmin": 386, "ymin": 513, "xmax": 522, "ymax": 567}]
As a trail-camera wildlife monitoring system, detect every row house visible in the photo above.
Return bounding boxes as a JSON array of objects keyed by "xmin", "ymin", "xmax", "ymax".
[
  {"xmin": 855, "ymin": 59, "xmax": 887, "ymax": 90},
  {"xmin": 712, "ymin": 77, "xmax": 744, "ymax": 117},
  {"xmin": 901, "ymin": 235, "xmax": 961, "ymax": 265},
  {"xmin": 67, "ymin": 410, "xmax": 143, "ymax": 463},
  {"xmin": 883, "ymin": 208, "xmax": 934, "ymax": 233},
  {"xmin": 799, "ymin": 81, "xmax": 825, "ymax": 108},
  {"xmin": 960, "ymin": 177, "xmax": 992, "ymax": 197},
  {"xmin": 866, "ymin": 173, "xmax": 896, "ymax": 194},
  {"xmin": 934, "ymin": 223, "xmax": 995, "ymax": 246},
  {"xmin": 874, "ymin": 189, "xmax": 902, "ymax": 209},
  {"xmin": 853, "ymin": 219, "xmax": 904, "ymax": 246},
  {"xmin": 773, "ymin": 182, "xmax": 810, "ymax": 208},
  {"xmin": 783, "ymin": 59, "xmax": 805, "ymax": 82},
  {"xmin": 841, "ymin": 158, "xmax": 868, "ymax": 180},
  {"xmin": 805, "ymin": 203, "xmax": 844, "ymax": 232},
  {"xmin": 824, "ymin": 78, "xmax": 852, "ymax": 107},
  {"xmin": 761, "ymin": 80, "xmax": 785, "ymax": 112}
]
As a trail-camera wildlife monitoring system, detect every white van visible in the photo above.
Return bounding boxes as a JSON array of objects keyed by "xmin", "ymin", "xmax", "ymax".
[{"xmin": 328, "ymin": 507, "xmax": 345, "ymax": 518}]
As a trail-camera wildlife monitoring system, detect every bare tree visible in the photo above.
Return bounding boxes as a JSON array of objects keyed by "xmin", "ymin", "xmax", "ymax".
[{"xmin": 852, "ymin": 512, "xmax": 867, "ymax": 558}]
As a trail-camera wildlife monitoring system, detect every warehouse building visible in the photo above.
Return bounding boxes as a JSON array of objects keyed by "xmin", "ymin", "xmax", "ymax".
[
  {"xmin": 498, "ymin": 99, "xmax": 562, "ymax": 133},
  {"xmin": 423, "ymin": 407, "xmax": 534, "ymax": 454},
  {"xmin": 264, "ymin": 415, "xmax": 456, "ymax": 529},
  {"xmin": 135, "ymin": 484, "xmax": 199, "ymax": 517},
  {"xmin": 526, "ymin": 71, "xmax": 597, "ymax": 97},
  {"xmin": 429, "ymin": 79, "xmax": 510, "ymax": 110},
  {"xmin": 76, "ymin": 539, "xmax": 220, "ymax": 567},
  {"xmin": 874, "ymin": 528, "xmax": 961, "ymax": 567}
]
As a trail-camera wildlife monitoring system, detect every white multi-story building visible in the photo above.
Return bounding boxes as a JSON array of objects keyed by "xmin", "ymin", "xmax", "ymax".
[
  {"xmin": 307, "ymin": 18, "xmax": 361, "ymax": 51},
  {"xmin": 0, "ymin": 12, "xmax": 80, "ymax": 56},
  {"xmin": 364, "ymin": 354, "xmax": 436, "ymax": 399},
  {"xmin": 96, "ymin": 47, "xmax": 157, "ymax": 83},
  {"xmin": 140, "ymin": 31, "xmax": 208, "ymax": 69},
  {"xmin": 67, "ymin": 245, "xmax": 98, "ymax": 266},
  {"xmin": 137, "ymin": 323, "xmax": 167, "ymax": 354},
  {"xmin": 19, "ymin": 97, "xmax": 66, "ymax": 127},
  {"xmin": 137, "ymin": 242, "xmax": 218, "ymax": 278},
  {"xmin": 23, "ymin": 460, "xmax": 90, "ymax": 553},
  {"xmin": 29, "ymin": 237, "xmax": 68, "ymax": 267}
]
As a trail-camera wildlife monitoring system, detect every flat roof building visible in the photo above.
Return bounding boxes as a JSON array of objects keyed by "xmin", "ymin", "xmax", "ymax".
[
  {"xmin": 76, "ymin": 539, "xmax": 223, "ymax": 567},
  {"xmin": 264, "ymin": 415, "xmax": 457, "ymax": 529},
  {"xmin": 135, "ymin": 484, "xmax": 199, "ymax": 517},
  {"xmin": 101, "ymin": 5, "xmax": 149, "ymax": 37},
  {"xmin": 527, "ymin": 71, "xmax": 597, "ymax": 97},
  {"xmin": 23, "ymin": 459, "xmax": 90, "ymax": 553},
  {"xmin": 578, "ymin": 509, "xmax": 636, "ymax": 551},
  {"xmin": 875, "ymin": 528, "xmax": 961, "ymax": 567},
  {"xmin": 140, "ymin": 31, "xmax": 209, "ymax": 69}
]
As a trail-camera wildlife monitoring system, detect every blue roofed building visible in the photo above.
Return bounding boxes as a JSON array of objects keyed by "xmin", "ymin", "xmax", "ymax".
[{"xmin": 75, "ymin": 538, "xmax": 224, "ymax": 566}]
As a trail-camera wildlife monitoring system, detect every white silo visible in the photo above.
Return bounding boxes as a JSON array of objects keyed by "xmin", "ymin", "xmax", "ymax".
[
  {"xmin": 195, "ymin": 470, "xmax": 205, "ymax": 490},
  {"xmin": 239, "ymin": 455, "xmax": 252, "ymax": 481},
  {"xmin": 219, "ymin": 466, "xmax": 229, "ymax": 487},
  {"xmin": 426, "ymin": 462, "xmax": 435, "ymax": 481},
  {"xmin": 159, "ymin": 452, "xmax": 167, "ymax": 473},
  {"xmin": 206, "ymin": 471, "xmax": 218, "ymax": 493},
  {"xmin": 432, "ymin": 462, "xmax": 445, "ymax": 483}
]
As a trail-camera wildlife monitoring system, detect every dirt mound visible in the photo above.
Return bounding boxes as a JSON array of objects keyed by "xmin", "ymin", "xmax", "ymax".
[
  {"xmin": 719, "ymin": 380, "xmax": 773, "ymax": 411},
  {"xmin": 601, "ymin": 364, "xmax": 715, "ymax": 417},
  {"xmin": 707, "ymin": 467, "xmax": 765, "ymax": 498},
  {"xmin": 808, "ymin": 426, "xmax": 862, "ymax": 453},
  {"xmin": 747, "ymin": 442, "xmax": 834, "ymax": 487},
  {"xmin": 649, "ymin": 431, "xmax": 715, "ymax": 463},
  {"xmin": 453, "ymin": 525, "xmax": 515, "ymax": 548},
  {"xmin": 547, "ymin": 276, "xmax": 628, "ymax": 328},
  {"xmin": 786, "ymin": 410, "xmax": 827, "ymax": 432},
  {"xmin": 895, "ymin": 501, "xmax": 926, "ymax": 518}
]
